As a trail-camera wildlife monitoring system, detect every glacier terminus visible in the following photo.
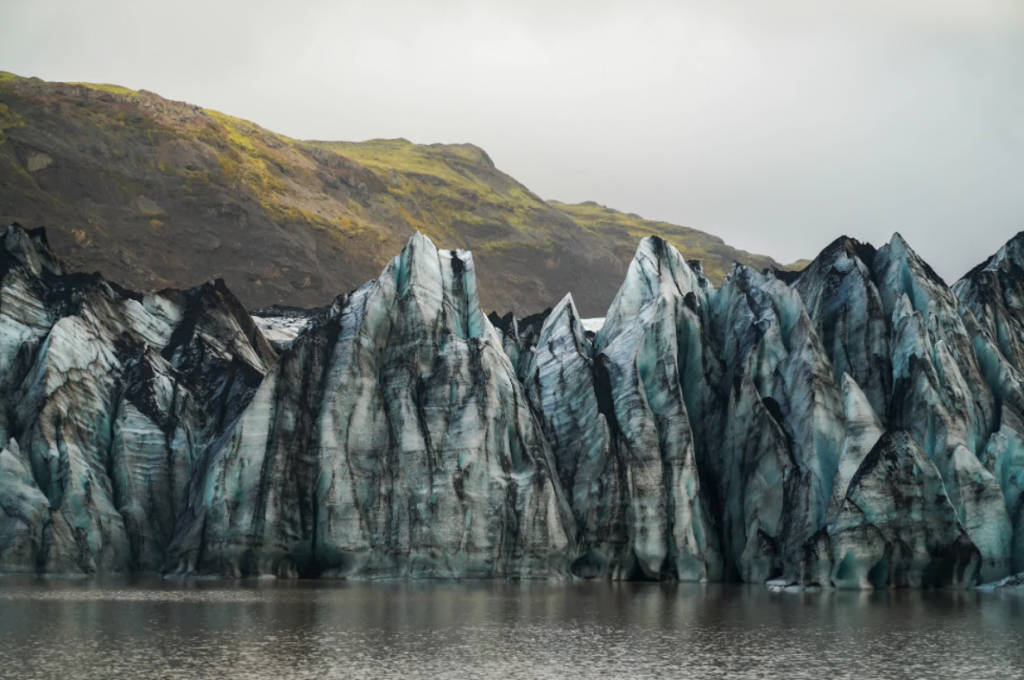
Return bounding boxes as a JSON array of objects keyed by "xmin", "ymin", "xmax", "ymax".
[{"xmin": 2, "ymin": 223, "xmax": 1024, "ymax": 590}]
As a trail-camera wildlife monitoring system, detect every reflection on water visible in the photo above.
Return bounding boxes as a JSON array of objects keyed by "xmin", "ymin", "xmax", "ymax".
[{"xmin": 1, "ymin": 578, "xmax": 1023, "ymax": 679}]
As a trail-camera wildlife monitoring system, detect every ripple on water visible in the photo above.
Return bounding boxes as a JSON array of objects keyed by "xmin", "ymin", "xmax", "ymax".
[{"xmin": 0, "ymin": 579, "xmax": 1022, "ymax": 680}]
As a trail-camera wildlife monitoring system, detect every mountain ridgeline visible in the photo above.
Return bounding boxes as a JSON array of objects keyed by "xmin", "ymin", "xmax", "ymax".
[
  {"xmin": 3, "ymin": 221, "xmax": 1024, "ymax": 589},
  {"xmin": 0, "ymin": 71, "xmax": 788, "ymax": 317}
]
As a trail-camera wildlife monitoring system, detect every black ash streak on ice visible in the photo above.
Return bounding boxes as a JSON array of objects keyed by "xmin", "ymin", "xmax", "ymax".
[{"xmin": 3, "ymin": 222, "xmax": 1024, "ymax": 590}]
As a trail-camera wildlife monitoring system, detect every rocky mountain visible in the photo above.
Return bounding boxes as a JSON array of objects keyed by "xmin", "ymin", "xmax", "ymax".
[
  {"xmin": 3, "ymin": 220, "xmax": 1024, "ymax": 589},
  {"xmin": 0, "ymin": 71, "xmax": 791, "ymax": 317}
]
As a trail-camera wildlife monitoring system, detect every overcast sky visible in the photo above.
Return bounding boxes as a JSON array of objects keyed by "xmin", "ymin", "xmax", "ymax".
[{"xmin": 2, "ymin": 0, "xmax": 1022, "ymax": 279}]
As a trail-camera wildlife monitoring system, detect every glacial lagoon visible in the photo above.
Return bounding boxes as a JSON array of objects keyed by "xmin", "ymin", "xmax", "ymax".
[{"xmin": 1, "ymin": 578, "xmax": 1023, "ymax": 680}]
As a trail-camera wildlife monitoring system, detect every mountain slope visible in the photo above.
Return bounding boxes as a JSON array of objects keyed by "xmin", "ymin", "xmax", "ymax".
[
  {"xmin": 0, "ymin": 71, "xmax": 791, "ymax": 316},
  {"xmin": 551, "ymin": 200, "xmax": 780, "ymax": 285}
]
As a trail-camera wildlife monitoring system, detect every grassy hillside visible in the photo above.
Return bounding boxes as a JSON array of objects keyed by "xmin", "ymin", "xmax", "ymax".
[
  {"xmin": 0, "ymin": 71, "xmax": 793, "ymax": 316},
  {"xmin": 552, "ymin": 200, "xmax": 783, "ymax": 284}
]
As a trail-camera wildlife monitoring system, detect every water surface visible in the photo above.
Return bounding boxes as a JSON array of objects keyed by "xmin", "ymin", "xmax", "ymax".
[{"xmin": 1, "ymin": 578, "xmax": 1022, "ymax": 679}]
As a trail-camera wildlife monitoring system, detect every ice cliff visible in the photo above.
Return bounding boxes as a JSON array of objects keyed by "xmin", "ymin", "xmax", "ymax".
[
  {"xmin": 0, "ymin": 225, "xmax": 275, "ymax": 573},
  {"xmin": 166, "ymin": 234, "xmax": 573, "ymax": 579},
  {"xmin": 3, "ymin": 223, "xmax": 1024, "ymax": 589}
]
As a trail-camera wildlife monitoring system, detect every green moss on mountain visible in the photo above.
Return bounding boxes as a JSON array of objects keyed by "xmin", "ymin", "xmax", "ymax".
[
  {"xmin": 70, "ymin": 81, "xmax": 140, "ymax": 96},
  {"xmin": 0, "ymin": 71, "xmax": 793, "ymax": 315},
  {"xmin": 551, "ymin": 200, "xmax": 784, "ymax": 284}
]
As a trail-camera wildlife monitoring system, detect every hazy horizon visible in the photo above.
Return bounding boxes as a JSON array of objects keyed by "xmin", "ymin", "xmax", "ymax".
[{"xmin": 1, "ymin": 0, "xmax": 1022, "ymax": 280}]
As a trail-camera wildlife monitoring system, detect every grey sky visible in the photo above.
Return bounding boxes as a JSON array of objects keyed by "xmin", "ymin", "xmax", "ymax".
[{"xmin": 2, "ymin": 0, "xmax": 1023, "ymax": 280}]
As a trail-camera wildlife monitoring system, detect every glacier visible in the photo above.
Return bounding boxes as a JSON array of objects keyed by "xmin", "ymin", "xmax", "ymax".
[{"xmin": 3, "ymin": 221, "xmax": 1024, "ymax": 589}]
